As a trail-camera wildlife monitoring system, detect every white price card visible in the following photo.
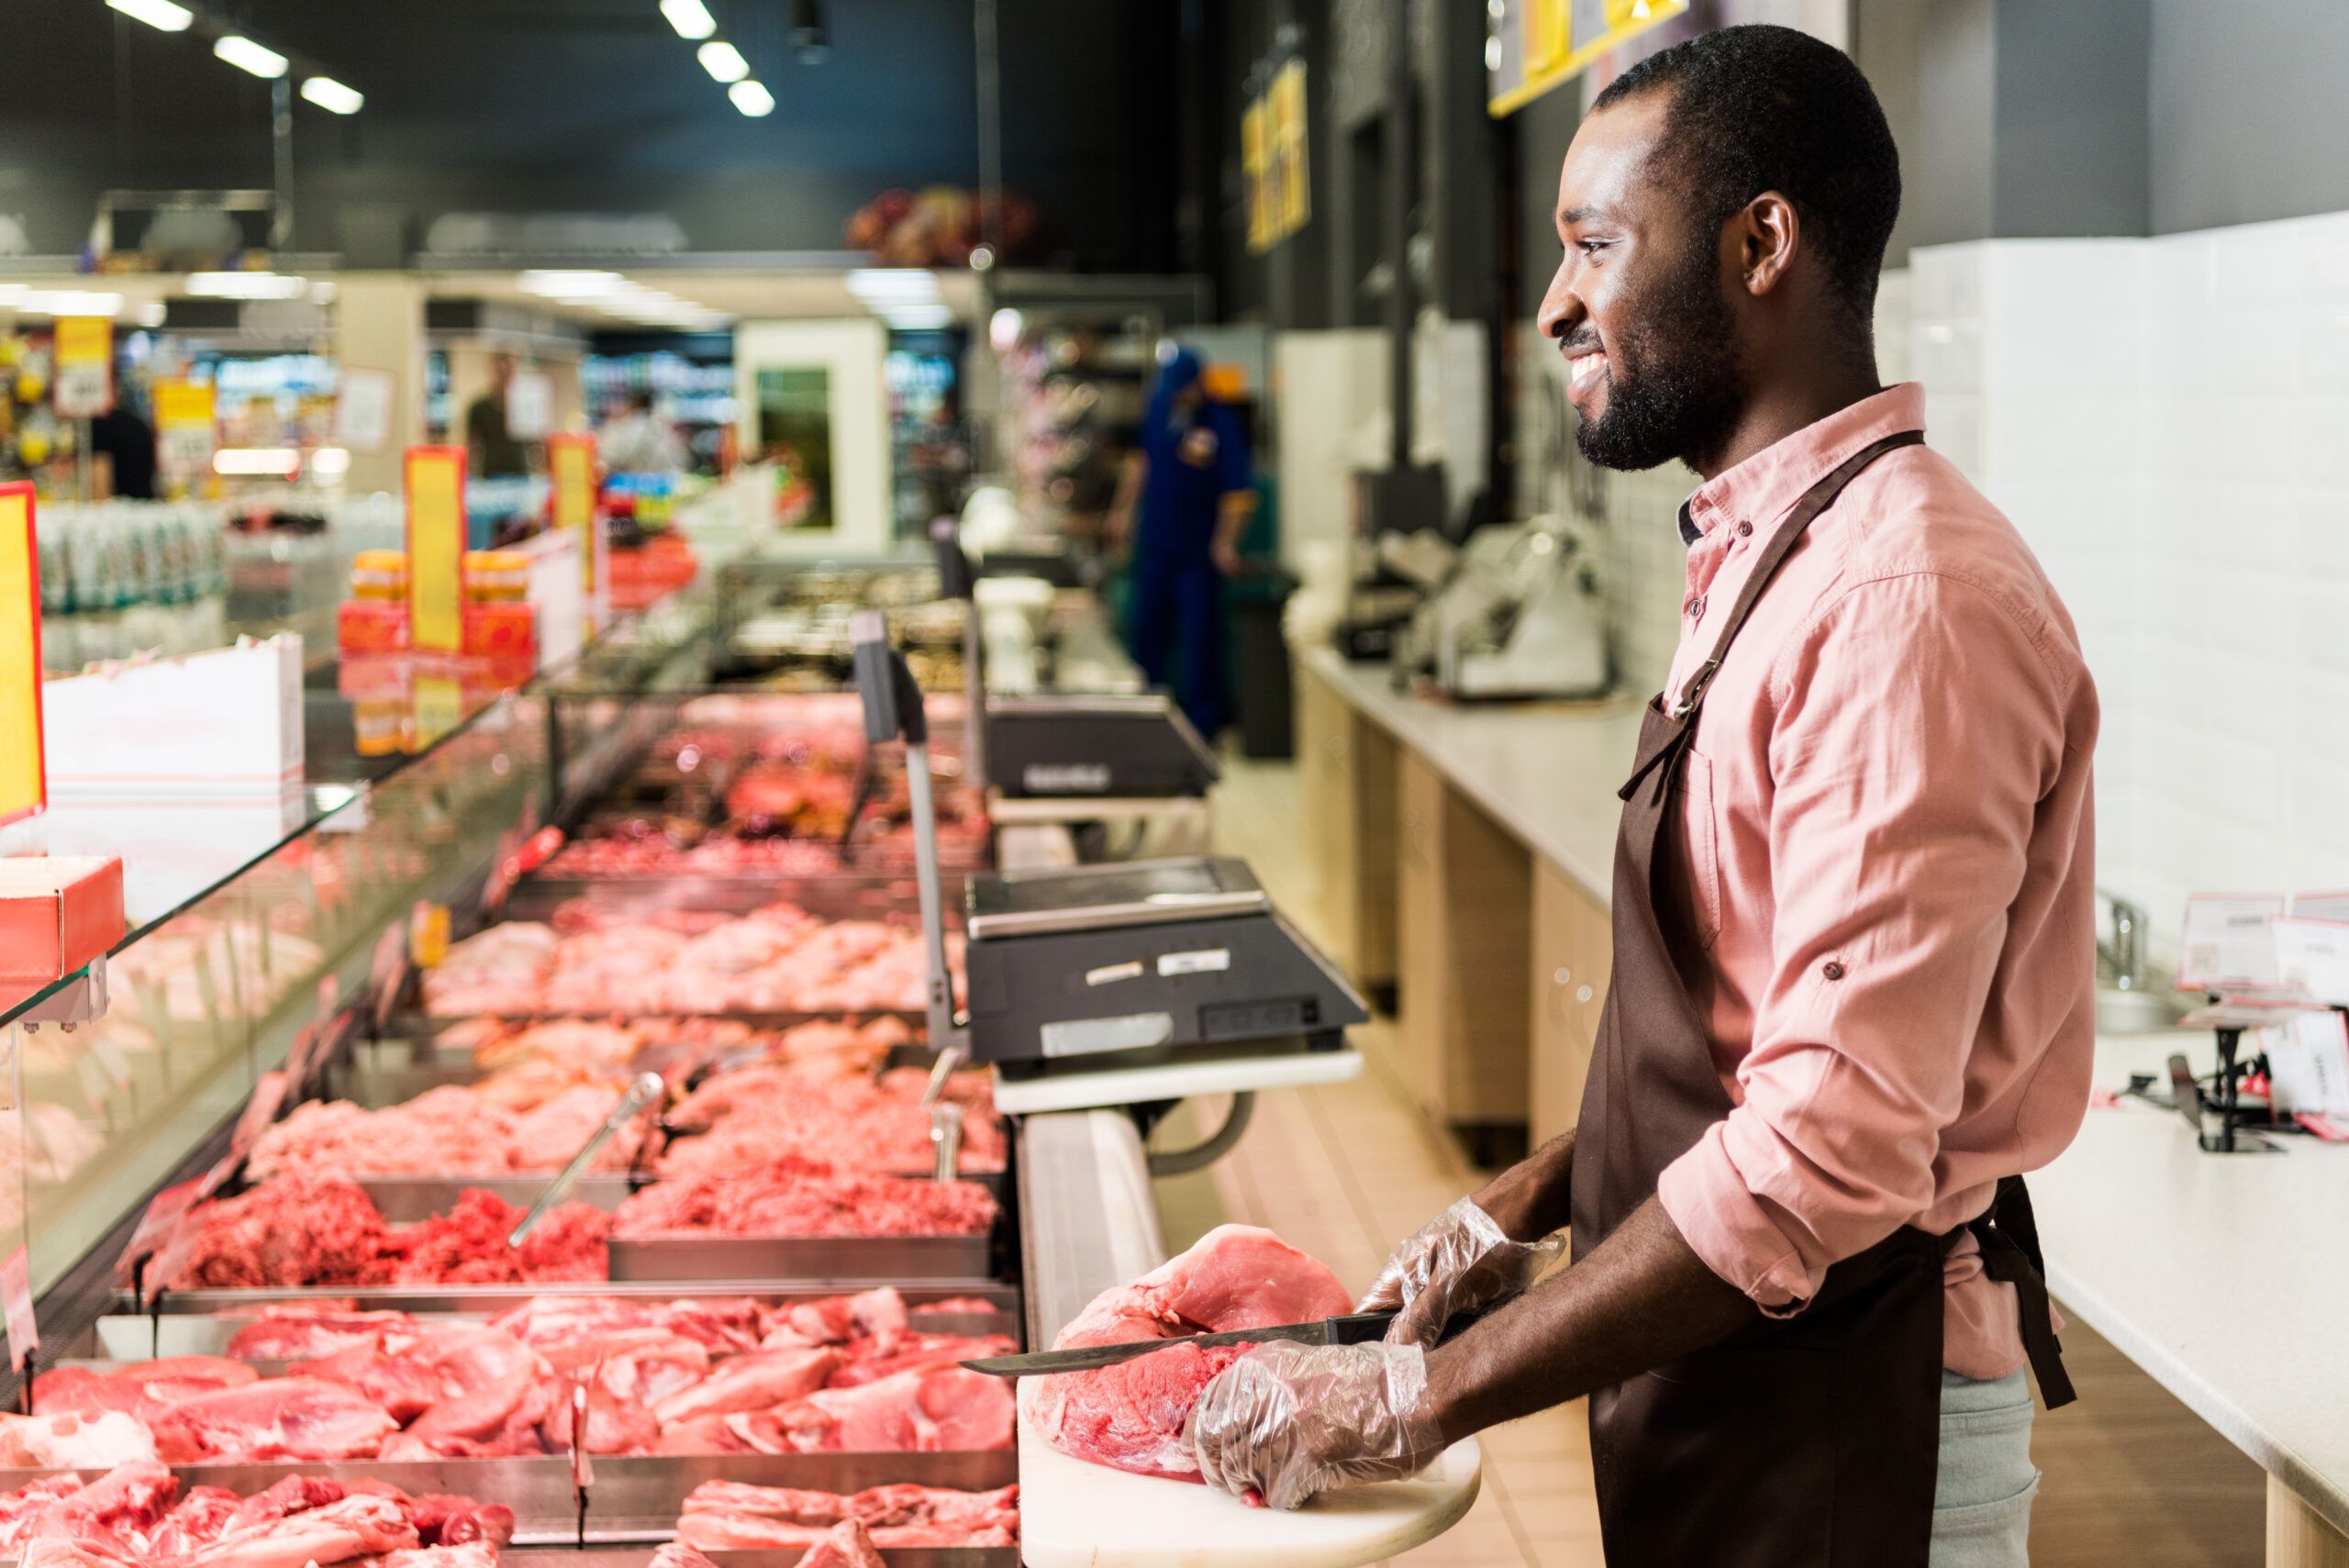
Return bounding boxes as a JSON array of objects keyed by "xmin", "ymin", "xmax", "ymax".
[
  {"xmin": 2272, "ymin": 918, "xmax": 2349, "ymax": 1005},
  {"xmin": 2261, "ymin": 1010, "xmax": 2349, "ymax": 1116},
  {"xmin": 1, "ymin": 1246, "xmax": 34, "ymax": 1372},
  {"xmin": 2297, "ymin": 890, "xmax": 2349, "ymax": 922},
  {"xmin": 2178, "ymin": 893, "xmax": 2287, "ymax": 991}
]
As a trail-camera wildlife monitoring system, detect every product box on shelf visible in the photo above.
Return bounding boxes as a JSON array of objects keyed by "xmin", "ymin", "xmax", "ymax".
[
  {"xmin": 40, "ymin": 636, "xmax": 304, "ymax": 798},
  {"xmin": 0, "ymin": 855, "xmax": 124, "ymax": 999},
  {"xmin": 337, "ymin": 598, "xmax": 410, "ymax": 654}
]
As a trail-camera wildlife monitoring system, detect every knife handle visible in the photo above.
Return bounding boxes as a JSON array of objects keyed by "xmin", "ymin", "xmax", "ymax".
[{"xmin": 1322, "ymin": 1305, "xmax": 1495, "ymax": 1347}]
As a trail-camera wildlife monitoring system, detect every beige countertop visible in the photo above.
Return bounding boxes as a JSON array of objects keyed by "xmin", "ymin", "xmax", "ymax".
[
  {"xmin": 2036, "ymin": 1031, "xmax": 2349, "ymax": 1537},
  {"xmin": 1301, "ymin": 646, "xmax": 1645, "ymax": 907}
]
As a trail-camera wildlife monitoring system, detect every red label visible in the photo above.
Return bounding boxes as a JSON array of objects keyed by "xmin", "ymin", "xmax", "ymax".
[
  {"xmin": 2, "ymin": 1246, "xmax": 35, "ymax": 1372},
  {"xmin": 117, "ymin": 1179, "xmax": 202, "ymax": 1282}
]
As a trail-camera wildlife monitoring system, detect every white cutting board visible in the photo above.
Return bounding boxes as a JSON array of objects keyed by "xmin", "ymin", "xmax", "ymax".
[{"xmin": 1017, "ymin": 1403, "xmax": 1482, "ymax": 1568}]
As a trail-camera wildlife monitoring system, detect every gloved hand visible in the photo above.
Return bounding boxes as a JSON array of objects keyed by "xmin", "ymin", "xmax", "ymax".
[
  {"xmin": 1186, "ymin": 1340, "xmax": 1445, "ymax": 1511},
  {"xmin": 1358, "ymin": 1195, "xmax": 1566, "ymax": 1346}
]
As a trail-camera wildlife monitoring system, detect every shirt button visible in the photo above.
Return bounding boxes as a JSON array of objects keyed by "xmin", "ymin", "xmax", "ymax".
[
  {"xmin": 1821, "ymin": 961, "xmax": 1846, "ymax": 981},
  {"xmin": 1735, "ymin": 520, "xmax": 1753, "ymax": 538},
  {"xmin": 1687, "ymin": 595, "xmax": 1707, "ymax": 618}
]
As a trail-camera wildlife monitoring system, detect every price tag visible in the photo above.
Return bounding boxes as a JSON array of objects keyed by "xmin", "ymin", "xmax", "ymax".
[
  {"xmin": 151, "ymin": 379, "xmax": 217, "ymax": 479},
  {"xmin": 405, "ymin": 446, "xmax": 467, "ymax": 655},
  {"xmin": 2297, "ymin": 891, "xmax": 2349, "ymax": 923},
  {"xmin": 228, "ymin": 1069, "xmax": 288, "ymax": 1157},
  {"xmin": 2177, "ymin": 893, "xmax": 2287, "ymax": 991},
  {"xmin": 2263, "ymin": 1010, "xmax": 2349, "ymax": 1116},
  {"xmin": 0, "ymin": 1246, "xmax": 34, "ymax": 1373},
  {"xmin": 549, "ymin": 433, "xmax": 598, "ymax": 594},
  {"xmin": 50, "ymin": 317, "xmax": 111, "ymax": 419},
  {"xmin": 371, "ymin": 923, "xmax": 409, "ymax": 1034},
  {"xmin": 117, "ymin": 1178, "xmax": 201, "ymax": 1284},
  {"xmin": 0, "ymin": 483, "xmax": 43, "ymax": 828}
]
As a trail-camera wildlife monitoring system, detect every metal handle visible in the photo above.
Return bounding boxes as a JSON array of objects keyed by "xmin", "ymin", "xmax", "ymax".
[
  {"xmin": 921, "ymin": 1041, "xmax": 969, "ymax": 1109},
  {"xmin": 510, "ymin": 1072, "xmax": 662, "ymax": 1247},
  {"xmin": 930, "ymin": 1101, "xmax": 965, "ymax": 1182}
]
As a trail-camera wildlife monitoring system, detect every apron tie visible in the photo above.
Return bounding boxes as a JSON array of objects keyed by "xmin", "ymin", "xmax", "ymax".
[{"xmin": 1967, "ymin": 1176, "xmax": 2076, "ymax": 1409}]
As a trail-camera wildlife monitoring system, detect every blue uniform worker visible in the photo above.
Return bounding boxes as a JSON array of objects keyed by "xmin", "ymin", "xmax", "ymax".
[{"xmin": 1115, "ymin": 349, "xmax": 1255, "ymax": 740}]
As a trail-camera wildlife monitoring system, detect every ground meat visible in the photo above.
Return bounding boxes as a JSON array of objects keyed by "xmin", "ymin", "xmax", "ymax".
[
  {"xmin": 165, "ymin": 1180, "xmax": 610, "ymax": 1291},
  {"xmin": 612, "ymin": 1158, "xmax": 997, "ymax": 1239}
]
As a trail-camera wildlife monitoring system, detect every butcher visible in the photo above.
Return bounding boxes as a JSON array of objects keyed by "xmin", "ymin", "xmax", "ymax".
[{"xmin": 1186, "ymin": 24, "xmax": 2098, "ymax": 1565}]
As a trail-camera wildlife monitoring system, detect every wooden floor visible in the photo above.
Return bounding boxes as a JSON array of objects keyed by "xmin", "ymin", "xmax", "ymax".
[{"xmin": 1159, "ymin": 751, "xmax": 2266, "ymax": 1568}]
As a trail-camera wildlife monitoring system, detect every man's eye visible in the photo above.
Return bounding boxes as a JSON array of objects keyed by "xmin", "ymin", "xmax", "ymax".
[{"xmin": 1578, "ymin": 239, "xmax": 1609, "ymax": 256}]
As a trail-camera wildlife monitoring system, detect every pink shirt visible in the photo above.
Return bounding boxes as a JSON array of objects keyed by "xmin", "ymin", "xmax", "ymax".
[{"xmin": 1647, "ymin": 384, "xmax": 2099, "ymax": 1379}]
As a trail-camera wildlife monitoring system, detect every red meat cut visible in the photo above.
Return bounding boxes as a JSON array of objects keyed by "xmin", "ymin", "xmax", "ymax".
[
  {"xmin": 674, "ymin": 1480, "xmax": 1019, "ymax": 1552},
  {"xmin": 796, "ymin": 1518, "xmax": 888, "ymax": 1568},
  {"xmin": 726, "ymin": 1364, "xmax": 1013, "ymax": 1454},
  {"xmin": 1019, "ymin": 1223, "xmax": 1351, "ymax": 1480},
  {"xmin": 145, "ymin": 1379, "xmax": 400, "ymax": 1464}
]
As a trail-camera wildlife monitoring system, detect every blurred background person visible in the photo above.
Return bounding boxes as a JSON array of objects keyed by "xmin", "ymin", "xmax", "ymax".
[
  {"xmin": 466, "ymin": 352, "xmax": 529, "ymax": 477},
  {"xmin": 1110, "ymin": 347, "xmax": 1253, "ymax": 740},
  {"xmin": 597, "ymin": 389, "xmax": 687, "ymax": 474}
]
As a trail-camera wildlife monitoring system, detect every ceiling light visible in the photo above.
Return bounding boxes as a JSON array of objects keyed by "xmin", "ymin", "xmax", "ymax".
[
  {"xmin": 213, "ymin": 35, "xmax": 289, "ymax": 79},
  {"xmin": 882, "ymin": 305, "xmax": 954, "ymax": 330},
  {"xmin": 518, "ymin": 270, "xmax": 627, "ymax": 299},
  {"xmin": 301, "ymin": 76, "xmax": 363, "ymax": 114},
  {"xmin": 311, "ymin": 447, "xmax": 352, "ymax": 480},
  {"xmin": 729, "ymin": 79, "xmax": 774, "ymax": 116},
  {"xmin": 215, "ymin": 448, "xmax": 303, "ymax": 476},
  {"xmin": 106, "ymin": 0, "xmax": 193, "ymax": 31},
  {"xmin": 1, "ymin": 289, "xmax": 125, "ymax": 317},
  {"xmin": 186, "ymin": 272, "xmax": 307, "ymax": 299},
  {"xmin": 661, "ymin": 0, "xmax": 717, "ymax": 39},
  {"xmin": 846, "ymin": 269, "xmax": 944, "ymax": 306},
  {"xmin": 697, "ymin": 40, "xmax": 749, "ymax": 82}
]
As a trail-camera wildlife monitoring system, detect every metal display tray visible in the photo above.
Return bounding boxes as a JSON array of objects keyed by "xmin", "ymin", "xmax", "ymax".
[
  {"xmin": 345, "ymin": 1174, "xmax": 1008, "ymax": 1225},
  {"xmin": 92, "ymin": 1282, "xmax": 1021, "ymax": 1359},
  {"xmin": 0, "ymin": 1452, "xmax": 1019, "ymax": 1546},
  {"xmin": 507, "ymin": 1552, "xmax": 1015, "ymax": 1568},
  {"xmin": 503, "ymin": 873, "xmax": 971, "ymax": 926},
  {"xmin": 606, "ymin": 1234, "xmax": 995, "ymax": 1284}
]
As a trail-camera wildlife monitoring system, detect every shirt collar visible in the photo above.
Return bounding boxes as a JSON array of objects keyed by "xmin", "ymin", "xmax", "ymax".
[{"xmin": 1678, "ymin": 383, "xmax": 1928, "ymax": 545}]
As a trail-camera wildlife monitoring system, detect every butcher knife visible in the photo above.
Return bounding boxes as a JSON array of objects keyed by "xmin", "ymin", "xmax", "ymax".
[{"xmin": 962, "ymin": 1308, "xmax": 1458, "ymax": 1377}]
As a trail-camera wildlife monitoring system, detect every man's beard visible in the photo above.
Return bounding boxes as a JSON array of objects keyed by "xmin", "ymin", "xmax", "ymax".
[{"xmin": 1573, "ymin": 229, "xmax": 1747, "ymax": 473}]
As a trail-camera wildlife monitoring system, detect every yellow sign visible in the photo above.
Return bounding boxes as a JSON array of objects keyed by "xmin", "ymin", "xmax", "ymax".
[
  {"xmin": 1242, "ymin": 97, "xmax": 1272, "ymax": 254},
  {"xmin": 404, "ymin": 447, "xmax": 467, "ymax": 656},
  {"xmin": 151, "ymin": 380, "xmax": 217, "ymax": 478},
  {"xmin": 0, "ymin": 484, "xmax": 44, "ymax": 826},
  {"xmin": 1273, "ymin": 61, "xmax": 1310, "ymax": 235},
  {"xmin": 51, "ymin": 317, "xmax": 112, "ymax": 419},
  {"xmin": 1487, "ymin": 0, "xmax": 1688, "ymax": 117},
  {"xmin": 1243, "ymin": 59, "xmax": 1311, "ymax": 257},
  {"xmin": 547, "ymin": 433, "xmax": 597, "ymax": 593}
]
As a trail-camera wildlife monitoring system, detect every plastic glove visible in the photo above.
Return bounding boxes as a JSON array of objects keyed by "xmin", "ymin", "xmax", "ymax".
[
  {"xmin": 1186, "ymin": 1340, "xmax": 1446, "ymax": 1511},
  {"xmin": 1358, "ymin": 1195, "xmax": 1567, "ymax": 1346}
]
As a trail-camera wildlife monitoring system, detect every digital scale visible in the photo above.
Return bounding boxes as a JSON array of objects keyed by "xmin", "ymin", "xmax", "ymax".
[
  {"xmin": 986, "ymin": 695, "xmax": 1220, "ymax": 799},
  {"xmin": 851, "ymin": 615, "xmax": 1364, "ymax": 1129}
]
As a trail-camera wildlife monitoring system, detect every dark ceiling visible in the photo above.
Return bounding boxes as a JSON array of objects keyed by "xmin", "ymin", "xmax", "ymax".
[{"xmin": 0, "ymin": 0, "xmax": 1190, "ymax": 269}]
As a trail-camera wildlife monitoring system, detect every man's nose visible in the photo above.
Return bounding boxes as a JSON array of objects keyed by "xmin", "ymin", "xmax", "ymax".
[{"xmin": 1536, "ymin": 270, "xmax": 1581, "ymax": 341}]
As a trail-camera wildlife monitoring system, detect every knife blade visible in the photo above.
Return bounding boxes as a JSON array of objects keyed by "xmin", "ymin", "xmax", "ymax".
[{"xmin": 961, "ymin": 1310, "xmax": 1404, "ymax": 1377}]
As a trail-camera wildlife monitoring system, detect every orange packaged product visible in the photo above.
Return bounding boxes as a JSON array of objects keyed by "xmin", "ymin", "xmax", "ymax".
[{"xmin": 337, "ymin": 598, "xmax": 409, "ymax": 653}]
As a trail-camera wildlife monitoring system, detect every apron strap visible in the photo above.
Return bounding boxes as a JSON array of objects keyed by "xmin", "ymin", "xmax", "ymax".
[
  {"xmin": 1968, "ymin": 1175, "xmax": 2076, "ymax": 1409},
  {"xmin": 1664, "ymin": 429, "xmax": 1927, "ymax": 718}
]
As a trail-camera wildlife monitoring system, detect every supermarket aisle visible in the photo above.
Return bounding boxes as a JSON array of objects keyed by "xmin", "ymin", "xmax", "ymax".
[{"xmin": 1147, "ymin": 753, "xmax": 1606, "ymax": 1568}]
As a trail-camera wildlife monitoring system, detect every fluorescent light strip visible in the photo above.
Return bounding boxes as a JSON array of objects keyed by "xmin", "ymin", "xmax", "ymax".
[
  {"xmin": 661, "ymin": 0, "xmax": 716, "ymax": 39},
  {"xmin": 697, "ymin": 40, "xmax": 748, "ymax": 81},
  {"xmin": 0, "ymin": 287, "xmax": 126, "ymax": 317},
  {"xmin": 186, "ymin": 272, "xmax": 306, "ymax": 299},
  {"xmin": 729, "ymin": 79, "xmax": 774, "ymax": 117},
  {"xmin": 301, "ymin": 76, "xmax": 363, "ymax": 114},
  {"xmin": 106, "ymin": 0, "xmax": 193, "ymax": 31},
  {"xmin": 214, "ymin": 35, "xmax": 288, "ymax": 78},
  {"xmin": 215, "ymin": 448, "xmax": 302, "ymax": 476}
]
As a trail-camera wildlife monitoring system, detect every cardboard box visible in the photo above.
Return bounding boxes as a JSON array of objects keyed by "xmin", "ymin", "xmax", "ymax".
[
  {"xmin": 0, "ymin": 855, "xmax": 125, "ymax": 989},
  {"xmin": 41, "ymin": 637, "xmax": 304, "ymax": 798}
]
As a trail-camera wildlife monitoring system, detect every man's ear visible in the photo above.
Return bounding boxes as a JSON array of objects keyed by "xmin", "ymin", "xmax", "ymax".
[{"xmin": 1736, "ymin": 192, "xmax": 1800, "ymax": 297}]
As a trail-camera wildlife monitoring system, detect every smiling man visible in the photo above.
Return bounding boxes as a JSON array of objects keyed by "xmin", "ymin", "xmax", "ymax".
[{"xmin": 1186, "ymin": 25, "xmax": 2100, "ymax": 1566}]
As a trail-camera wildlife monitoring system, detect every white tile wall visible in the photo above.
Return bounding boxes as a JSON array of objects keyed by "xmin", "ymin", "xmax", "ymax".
[{"xmin": 1911, "ymin": 220, "xmax": 2349, "ymax": 966}]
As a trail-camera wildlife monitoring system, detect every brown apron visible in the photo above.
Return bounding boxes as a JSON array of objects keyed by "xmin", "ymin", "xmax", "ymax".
[{"xmin": 1566, "ymin": 430, "xmax": 2075, "ymax": 1567}]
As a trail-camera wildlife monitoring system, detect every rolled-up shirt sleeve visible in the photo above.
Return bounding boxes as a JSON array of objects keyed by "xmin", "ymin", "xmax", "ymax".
[{"xmin": 1655, "ymin": 570, "xmax": 2070, "ymax": 1312}]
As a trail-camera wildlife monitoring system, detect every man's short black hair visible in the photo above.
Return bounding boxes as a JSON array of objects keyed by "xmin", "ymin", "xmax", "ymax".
[{"xmin": 1593, "ymin": 24, "xmax": 1900, "ymax": 339}]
